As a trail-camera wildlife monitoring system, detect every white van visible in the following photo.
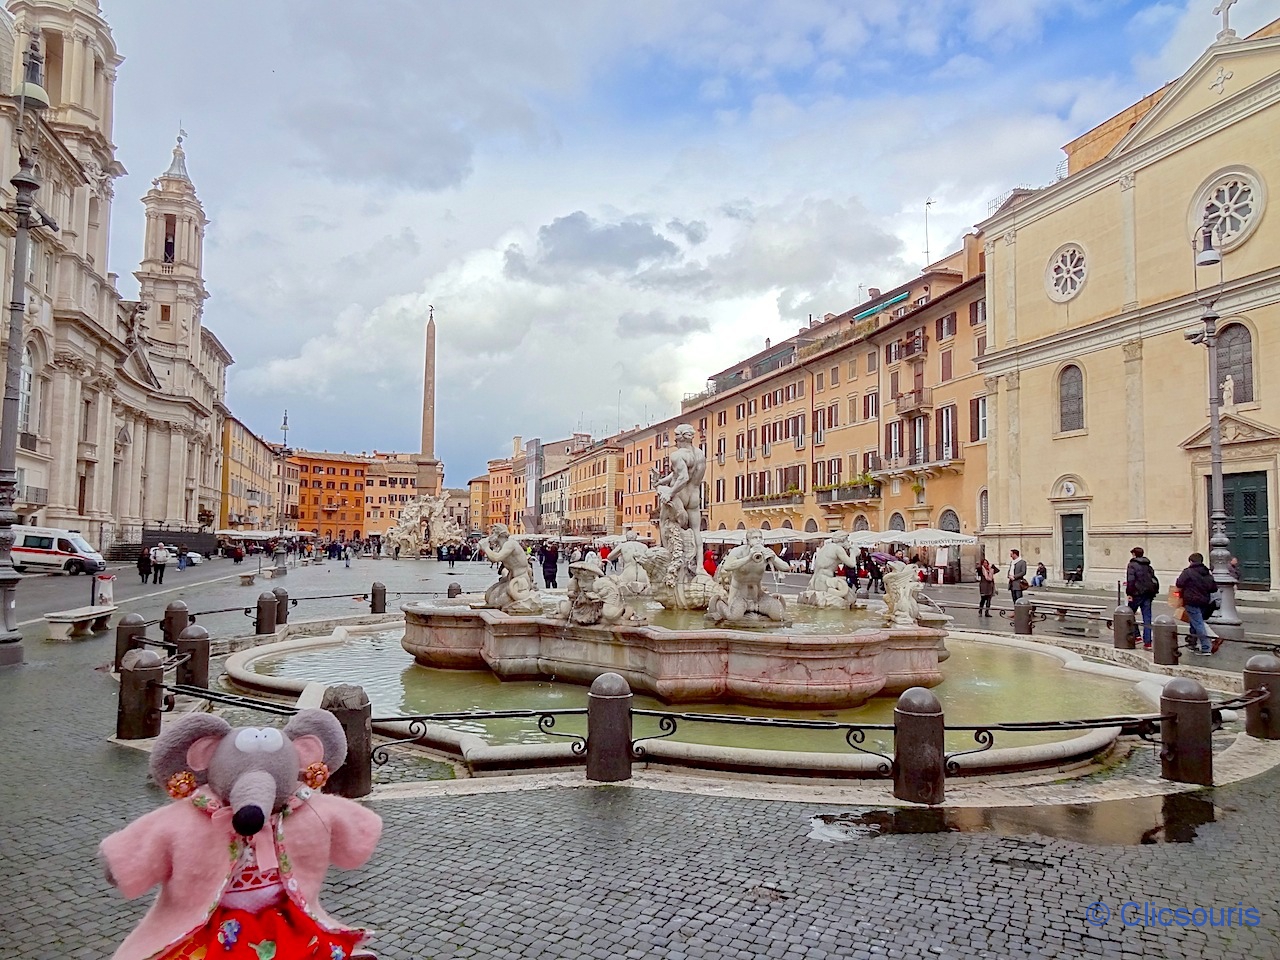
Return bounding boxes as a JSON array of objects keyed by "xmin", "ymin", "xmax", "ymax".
[{"xmin": 12, "ymin": 526, "xmax": 107, "ymax": 575}]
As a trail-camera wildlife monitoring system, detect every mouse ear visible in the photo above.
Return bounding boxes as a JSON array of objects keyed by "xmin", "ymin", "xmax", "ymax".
[
  {"xmin": 150, "ymin": 714, "xmax": 230, "ymax": 787},
  {"xmin": 283, "ymin": 709, "xmax": 349, "ymax": 773}
]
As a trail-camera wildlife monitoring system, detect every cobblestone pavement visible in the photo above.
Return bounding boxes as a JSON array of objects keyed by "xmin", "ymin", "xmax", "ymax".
[{"xmin": 4, "ymin": 560, "xmax": 1280, "ymax": 959}]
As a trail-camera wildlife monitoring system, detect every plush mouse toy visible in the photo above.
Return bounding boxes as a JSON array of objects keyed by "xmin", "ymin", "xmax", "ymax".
[{"xmin": 100, "ymin": 710, "xmax": 382, "ymax": 960}]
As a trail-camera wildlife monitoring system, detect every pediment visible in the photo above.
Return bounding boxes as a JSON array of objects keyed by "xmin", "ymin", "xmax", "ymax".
[
  {"xmin": 1111, "ymin": 36, "xmax": 1280, "ymax": 158},
  {"xmin": 1180, "ymin": 411, "xmax": 1280, "ymax": 450},
  {"xmin": 117, "ymin": 344, "xmax": 162, "ymax": 390}
]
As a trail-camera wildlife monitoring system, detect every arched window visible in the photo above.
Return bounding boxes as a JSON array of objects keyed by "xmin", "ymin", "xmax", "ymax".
[
  {"xmin": 939, "ymin": 509, "xmax": 961, "ymax": 532},
  {"xmin": 782, "ymin": 519, "xmax": 793, "ymax": 529},
  {"xmin": 978, "ymin": 490, "xmax": 989, "ymax": 530},
  {"xmin": 889, "ymin": 512, "xmax": 906, "ymax": 531},
  {"xmin": 717, "ymin": 522, "xmax": 727, "ymax": 530},
  {"xmin": 1058, "ymin": 365, "xmax": 1084, "ymax": 432},
  {"xmin": 1217, "ymin": 324, "xmax": 1254, "ymax": 403},
  {"xmin": 804, "ymin": 517, "xmax": 819, "ymax": 533},
  {"xmin": 853, "ymin": 515, "xmax": 870, "ymax": 532},
  {"xmin": 736, "ymin": 521, "xmax": 746, "ymax": 530},
  {"xmin": 17, "ymin": 346, "xmax": 33, "ymax": 433},
  {"xmin": 760, "ymin": 520, "xmax": 771, "ymax": 530}
]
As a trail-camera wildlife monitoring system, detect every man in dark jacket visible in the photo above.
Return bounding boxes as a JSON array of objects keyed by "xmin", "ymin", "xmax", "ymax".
[
  {"xmin": 1125, "ymin": 546, "xmax": 1160, "ymax": 648},
  {"xmin": 1175, "ymin": 553, "xmax": 1217, "ymax": 656}
]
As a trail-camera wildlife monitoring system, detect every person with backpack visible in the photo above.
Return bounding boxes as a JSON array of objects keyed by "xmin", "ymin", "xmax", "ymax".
[
  {"xmin": 1125, "ymin": 546, "xmax": 1160, "ymax": 649},
  {"xmin": 1175, "ymin": 553, "xmax": 1218, "ymax": 657}
]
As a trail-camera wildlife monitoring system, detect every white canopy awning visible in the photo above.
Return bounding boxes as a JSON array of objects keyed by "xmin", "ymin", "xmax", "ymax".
[{"xmin": 878, "ymin": 528, "xmax": 978, "ymax": 548}]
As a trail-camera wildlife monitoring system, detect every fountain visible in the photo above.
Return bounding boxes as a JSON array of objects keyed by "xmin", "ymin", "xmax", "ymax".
[{"xmin": 400, "ymin": 428, "xmax": 949, "ymax": 709}]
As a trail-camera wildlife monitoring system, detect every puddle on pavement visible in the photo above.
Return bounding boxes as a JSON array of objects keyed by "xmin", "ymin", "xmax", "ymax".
[{"xmin": 809, "ymin": 792, "xmax": 1217, "ymax": 845}]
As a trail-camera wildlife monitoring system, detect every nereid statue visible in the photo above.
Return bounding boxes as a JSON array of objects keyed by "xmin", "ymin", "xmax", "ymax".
[
  {"xmin": 882, "ymin": 560, "xmax": 923, "ymax": 626},
  {"xmin": 476, "ymin": 523, "xmax": 542, "ymax": 615},
  {"xmin": 799, "ymin": 532, "xmax": 859, "ymax": 609},
  {"xmin": 559, "ymin": 558, "xmax": 649, "ymax": 626}
]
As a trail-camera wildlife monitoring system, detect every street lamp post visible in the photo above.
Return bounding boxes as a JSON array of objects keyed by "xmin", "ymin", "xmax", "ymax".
[
  {"xmin": 1189, "ymin": 220, "xmax": 1244, "ymax": 640},
  {"xmin": 0, "ymin": 42, "xmax": 51, "ymax": 665}
]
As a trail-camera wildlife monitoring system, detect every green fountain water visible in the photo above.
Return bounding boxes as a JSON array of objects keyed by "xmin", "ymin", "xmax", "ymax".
[{"xmin": 252, "ymin": 630, "xmax": 1150, "ymax": 752}]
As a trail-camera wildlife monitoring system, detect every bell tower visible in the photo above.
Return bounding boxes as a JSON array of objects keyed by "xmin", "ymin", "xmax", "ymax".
[{"xmin": 135, "ymin": 134, "xmax": 208, "ymax": 356}]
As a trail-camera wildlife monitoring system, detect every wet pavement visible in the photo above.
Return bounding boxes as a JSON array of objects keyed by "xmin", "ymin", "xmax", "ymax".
[{"xmin": 4, "ymin": 557, "xmax": 1280, "ymax": 959}]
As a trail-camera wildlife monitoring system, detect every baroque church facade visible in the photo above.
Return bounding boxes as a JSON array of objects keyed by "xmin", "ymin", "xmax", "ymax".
[{"xmin": 1, "ymin": 0, "xmax": 229, "ymax": 549}]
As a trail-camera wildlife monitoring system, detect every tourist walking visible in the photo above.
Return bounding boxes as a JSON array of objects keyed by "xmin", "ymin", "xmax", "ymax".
[
  {"xmin": 1175, "ymin": 553, "xmax": 1217, "ymax": 657},
  {"xmin": 136, "ymin": 548, "xmax": 152, "ymax": 585},
  {"xmin": 977, "ymin": 558, "xmax": 998, "ymax": 616},
  {"xmin": 1007, "ymin": 549, "xmax": 1027, "ymax": 603},
  {"xmin": 542, "ymin": 544, "xmax": 559, "ymax": 589},
  {"xmin": 1125, "ymin": 546, "xmax": 1160, "ymax": 649},
  {"xmin": 149, "ymin": 542, "xmax": 169, "ymax": 585},
  {"xmin": 176, "ymin": 542, "xmax": 189, "ymax": 572}
]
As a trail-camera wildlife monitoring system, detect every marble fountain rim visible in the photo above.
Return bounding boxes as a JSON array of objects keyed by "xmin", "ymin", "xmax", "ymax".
[{"xmin": 216, "ymin": 618, "xmax": 1273, "ymax": 793}]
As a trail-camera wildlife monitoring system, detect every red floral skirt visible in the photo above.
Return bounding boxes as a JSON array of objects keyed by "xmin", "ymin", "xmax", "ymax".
[{"xmin": 159, "ymin": 897, "xmax": 365, "ymax": 960}]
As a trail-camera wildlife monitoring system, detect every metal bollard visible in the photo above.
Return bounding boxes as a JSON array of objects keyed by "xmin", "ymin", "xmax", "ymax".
[
  {"xmin": 371, "ymin": 582, "xmax": 386, "ymax": 615},
  {"xmin": 893, "ymin": 687, "xmax": 945, "ymax": 804},
  {"xmin": 255, "ymin": 592, "xmax": 278, "ymax": 635},
  {"xmin": 174, "ymin": 624, "xmax": 211, "ymax": 689},
  {"xmin": 113, "ymin": 612, "xmax": 148, "ymax": 672},
  {"xmin": 447, "ymin": 582, "xmax": 462, "ymax": 598},
  {"xmin": 116, "ymin": 649, "xmax": 164, "ymax": 740},
  {"xmin": 586, "ymin": 672, "xmax": 633, "ymax": 782},
  {"xmin": 161, "ymin": 600, "xmax": 190, "ymax": 647},
  {"xmin": 1112, "ymin": 606, "xmax": 1136, "ymax": 650},
  {"xmin": 1013, "ymin": 598, "xmax": 1034, "ymax": 635},
  {"xmin": 1160, "ymin": 677, "xmax": 1213, "ymax": 786},
  {"xmin": 1243, "ymin": 654, "xmax": 1280, "ymax": 740},
  {"xmin": 1152, "ymin": 616, "xmax": 1180, "ymax": 666},
  {"xmin": 322, "ymin": 684, "xmax": 373, "ymax": 799},
  {"xmin": 273, "ymin": 586, "xmax": 289, "ymax": 626}
]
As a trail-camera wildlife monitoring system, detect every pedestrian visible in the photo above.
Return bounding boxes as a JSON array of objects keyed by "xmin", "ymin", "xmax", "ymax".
[
  {"xmin": 150, "ymin": 542, "xmax": 169, "ymax": 585},
  {"xmin": 977, "ymin": 558, "xmax": 998, "ymax": 616},
  {"xmin": 1175, "ymin": 552, "xmax": 1217, "ymax": 656},
  {"xmin": 1031, "ymin": 562, "xmax": 1048, "ymax": 587},
  {"xmin": 448, "ymin": 545, "xmax": 457, "ymax": 569},
  {"xmin": 1125, "ymin": 546, "xmax": 1160, "ymax": 649},
  {"xmin": 1007, "ymin": 549, "xmax": 1027, "ymax": 603},
  {"xmin": 703, "ymin": 548, "xmax": 717, "ymax": 577},
  {"xmin": 542, "ymin": 543, "xmax": 559, "ymax": 589},
  {"xmin": 344, "ymin": 544, "xmax": 351, "ymax": 568},
  {"xmin": 136, "ymin": 548, "xmax": 152, "ymax": 585},
  {"xmin": 177, "ymin": 542, "xmax": 189, "ymax": 572},
  {"xmin": 393, "ymin": 544, "xmax": 400, "ymax": 560}
]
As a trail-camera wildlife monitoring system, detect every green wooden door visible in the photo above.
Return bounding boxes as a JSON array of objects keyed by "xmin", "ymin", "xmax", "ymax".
[
  {"xmin": 1061, "ymin": 514, "xmax": 1085, "ymax": 578},
  {"xmin": 1217, "ymin": 472, "xmax": 1271, "ymax": 589}
]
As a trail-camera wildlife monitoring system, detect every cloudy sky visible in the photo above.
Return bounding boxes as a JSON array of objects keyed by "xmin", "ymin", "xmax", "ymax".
[{"xmin": 102, "ymin": 0, "xmax": 1279, "ymax": 484}]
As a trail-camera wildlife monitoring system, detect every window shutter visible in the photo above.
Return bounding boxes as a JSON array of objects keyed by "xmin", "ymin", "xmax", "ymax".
[
  {"xmin": 890, "ymin": 371, "xmax": 899, "ymax": 398},
  {"xmin": 970, "ymin": 398, "xmax": 980, "ymax": 441},
  {"xmin": 884, "ymin": 422, "xmax": 892, "ymax": 453},
  {"xmin": 941, "ymin": 350, "xmax": 952, "ymax": 382},
  {"xmin": 935, "ymin": 317, "xmax": 943, "ymax": 341}
]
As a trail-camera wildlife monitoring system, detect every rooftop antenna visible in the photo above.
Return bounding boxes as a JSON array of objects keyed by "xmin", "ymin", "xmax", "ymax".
[{"xmin": 924, "ymin": 197, "xmax": 936, "ymax": 265}]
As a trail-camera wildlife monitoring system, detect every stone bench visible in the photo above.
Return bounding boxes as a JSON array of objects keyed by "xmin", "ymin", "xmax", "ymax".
[
  {"xmin": 238, "ymin": 573, "xmax": 257, "ymax": 586},
  {"xmin": 46, "ymin": 604, "xmax": 118, "ymax": 640}
]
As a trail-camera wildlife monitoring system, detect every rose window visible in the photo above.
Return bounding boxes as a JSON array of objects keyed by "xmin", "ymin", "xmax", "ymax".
[
  {"xmin": 1046, "ymin": 244, "xmax": 1087, "ymax": 303},
  {"xmin": 1203, "ymin": 178, "xmax": 1255, "ymax": 246}
]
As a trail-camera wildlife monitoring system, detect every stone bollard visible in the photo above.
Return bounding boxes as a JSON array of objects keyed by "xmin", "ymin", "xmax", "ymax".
[
  {"xmin": 322, "ymin": 684, "xmax": 373, "ymax": 799},
  {"xmin": 1152, "ymin": 616, "xmax": 1180, "ymax": 666},
  {"xmin": 117, "ymin": 648, "xmax": 164, "ymax": 740},
  {"xmin": 1113, "ymin": 605, "xmax": 1136, "ymax": 650},
  {"xmin": 371, "ymin": 582, "xmax": 386, "ymax": 615},
  {"xmin": 893, "ymin": 687, "xmax": 945, "ymax": 805},
  {"xmin": 1243, "ymin": 654, "xmax": 1280, "ymax": 741},
  {"xmin": 273, "ymin": 547, "xmax": 288, "ymax": 577},
  {"xmin": 273, "ymin": 586, "xmax": 290, "ymax": 626},
  {"xmin": 586, "ymin": 672, "xmax": 633, "ymax": 782},
  {"xmin": 1160, "ymin": 677, "xmax": 1213, "ymax": 786},
  {"xmin": 255, "ymin": 592, "xmax": 278, "ymax": 635},
  {"xmin": 174, "ymin": 624, "xmax": 211, "ymax": 689},
  {"xmin": 447, "ymin": 583, "xmax": 462, "ymax": 598},
  {"xmin": 161, "ymin": 600, "xmax": 190, "ymax": 647},
  {"xmin": 113, "ymin": 612, "xmax": 148, "ymax": 673},
  {"xmin": 1013, "ymin": 598, "xmax": 1034, "ymax": 635}
]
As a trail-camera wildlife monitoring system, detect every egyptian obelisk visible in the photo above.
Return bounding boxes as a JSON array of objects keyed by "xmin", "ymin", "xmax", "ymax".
[{"xmin": 416, "ymin": 307, "xmax": 444, "ymax": 497}]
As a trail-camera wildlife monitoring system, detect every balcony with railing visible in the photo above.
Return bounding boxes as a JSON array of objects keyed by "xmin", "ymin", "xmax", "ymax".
[
  {"xmin": 900, "ymin": 333, "xmax": 929, "ymax": 360},
  {"xmin": 321, "ymin": 501, "xmax": 342, "ymax": 512},
  {"xmin": 21, "ymin": 485, "xmax": 47, "ymax": 505},
  {"xmin": 893, "ymin": 387, "xmax": 933, "ymax": 416},
  {"xmin": 815, "ymin": 483, "xmax": 881, "ymax": 506},
  {"xmin": 18, "ymin": 432, "xmax": 37, "ymax": 452},
  {"xmin": 742, "ymin": 491, "xmax": 805, "ymax": 510}
]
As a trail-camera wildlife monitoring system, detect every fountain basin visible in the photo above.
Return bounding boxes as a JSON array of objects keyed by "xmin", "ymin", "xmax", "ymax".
[{"xmin": 401, "ymin": 602, "xmax": 946, "ymax": 708}]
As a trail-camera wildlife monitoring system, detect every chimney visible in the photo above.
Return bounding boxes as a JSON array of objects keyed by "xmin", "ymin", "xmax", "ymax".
[
  {"xmin": 868, "ymin": 287, "xmax": 881, "ymax": 299},
  {"xmin": 765, "ymin": 338, "xmax": 771, "ymax": 349}
]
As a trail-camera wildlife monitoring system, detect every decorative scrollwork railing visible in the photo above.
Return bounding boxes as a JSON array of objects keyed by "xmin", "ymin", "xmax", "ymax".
[
  {"xmin": 369, "ymin": 708, "xmax": 589, "ymax": 765},
  {"xmin": 631, "ymin": 709, "xmax": 895, "ymax": 775},
  {"xmin": 943, "ymin": 714, "xmax": 1173, "ymax": 774}
]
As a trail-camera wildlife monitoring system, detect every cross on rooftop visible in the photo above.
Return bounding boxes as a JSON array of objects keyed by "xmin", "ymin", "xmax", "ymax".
[{"xmin": 1213, "ymin": 0, "xmax": 1239, "ymax": 40}]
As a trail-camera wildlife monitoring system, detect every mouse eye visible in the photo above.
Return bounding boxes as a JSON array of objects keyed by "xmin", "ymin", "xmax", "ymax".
[
  {"xmin": 234, "ymin": 728, "xmax": 265, "ymax": 752},
  {"xmin": 260, "ymin": 727, "xmax": 285, "ymax": 752}
]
